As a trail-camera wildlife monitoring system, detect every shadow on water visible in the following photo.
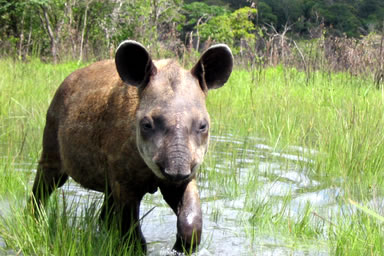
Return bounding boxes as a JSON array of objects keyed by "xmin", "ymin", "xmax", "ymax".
[{"xmin": 2, "ymin": 134, "xmax": 376, "ymax": 255}]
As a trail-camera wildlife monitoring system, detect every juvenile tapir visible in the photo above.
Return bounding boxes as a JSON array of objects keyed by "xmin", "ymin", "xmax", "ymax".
[{"xmin": 30, "ymin": 40, "xmax": 233, "ymax": 253}]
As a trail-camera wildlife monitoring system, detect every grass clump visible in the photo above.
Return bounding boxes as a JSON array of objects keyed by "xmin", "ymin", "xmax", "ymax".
[
  {"xmin": 0, "ymin": 194, "xmax": 144, "ymax": 256},
  {"xmin": 0, "ymin": 58, "xmax": 384, "ymax": 255}
]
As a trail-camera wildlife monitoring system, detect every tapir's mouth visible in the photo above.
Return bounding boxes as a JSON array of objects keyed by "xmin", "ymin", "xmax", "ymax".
[
  {"xmin": 159, "ymin": 166, "xmax": 195, "ymax": 183},
  {"xmin": 161, "ymin": 168, "xmax": 191, "ymax": 182}
]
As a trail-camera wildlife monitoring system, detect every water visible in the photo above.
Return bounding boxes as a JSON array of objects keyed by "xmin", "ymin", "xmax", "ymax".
[{"xmin": 0, "ymin": 134, "xmax": 356, "ymax": 255}]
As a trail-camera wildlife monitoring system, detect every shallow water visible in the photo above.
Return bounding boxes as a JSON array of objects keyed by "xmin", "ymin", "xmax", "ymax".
[{"xmin": 0, "ymin": 134, "xmax": 359, "ymax": 255}]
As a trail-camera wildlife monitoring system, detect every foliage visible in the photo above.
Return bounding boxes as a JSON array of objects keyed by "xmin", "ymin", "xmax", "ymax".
[
  {"xmin": 314, "ymin": 3, "xmax": 362, "ymax": 37},
  {"xmin": 184, "ymin": 0, "xmax": 248, "ymax": 9},
  {"xmin": 198, "ymin": 7, "xmax": 257, "ymax": 47},
  {"xmin": 230, "ymin": 7, "xmax": 257, "ymax": 42},
  {"xmin": 197, "ymin": 14, "xmax": 232, "ymax": 45},
  {"xmin": 182, "ymin": 2, "xmax": 228, "ymax": 33},
  {"xmin": 1, "ymin": 59, "xmax": 384, "ymax": 254},
  {"xmin": 0, "ymin": 0, "xmax": 384, "ymax": 61},
  {"xmin": 191, "ymin": 0, "xmax": 384, "ymax": 37},
  {"xmin": 257, "ymin": 0, "xmax": 384, "ymax": 37},
  {"xmin": 256, "ymin": 2, "xmax": 277, "ymax": 26},
  {"xmin": 0, "ymin": 0, "xmax": 184, "ymax": 61}
]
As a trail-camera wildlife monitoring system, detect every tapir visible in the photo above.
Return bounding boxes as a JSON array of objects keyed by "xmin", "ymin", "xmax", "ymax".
[{"xmin": 30, "ymin": 40, "xmax": 233, "ymax": 253}]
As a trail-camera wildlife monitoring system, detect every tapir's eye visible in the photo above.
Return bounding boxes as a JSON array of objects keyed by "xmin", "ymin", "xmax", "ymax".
[
  {"xmin": 140, "ymin": 117, "xmax": 154, "ymax": 134},
  {"xmin": 198, "ymin": 121, "xmax": 208, "ymax": 133}
]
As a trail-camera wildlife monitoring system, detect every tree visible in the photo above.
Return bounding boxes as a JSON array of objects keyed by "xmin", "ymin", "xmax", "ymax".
[
  {"xmin": 257, "ymin": 2, "xmax": 277, "ymax": 26},
  {"xmin": 181, "ymin": 2, "xmax": 228, "ymax": 47},
  {"xmin": 316, "ymin": 2, "xmax": 362, "ymax": 37},
  {"xmin": 0, "ymin": 0, "xmax": 31, "ymax": 57},
  {"xmin": 198, "ymin": 6, "xmax": 257, "ymax": 49},
  {"xmin": 182, "ymin": 2, "xmax": 229, "ymax": 31},
  {"xmin": 29, "ymin": 0, "xmax": 70, "ymax": 63},
  {"xmin": 358, "ymin": 0, "xmax": 384, "ymax": 32},
  {"xmin": 183, "ymin": 0, "xmax": 246, "ymax": 9},
  {"xmin": 0, "ymin": 0, "xmax": 185, "ymax": 60}
]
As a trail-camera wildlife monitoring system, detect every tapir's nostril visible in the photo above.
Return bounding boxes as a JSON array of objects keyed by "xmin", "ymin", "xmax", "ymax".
[
  {"xmin": 156, "ymin": 160, "xmax": 165, "ymax": 172},
  {"xmin": 154, "ymin": 151, "xmax": 192, "ymax": 182},
  {"xmin": 162, "ymin": 168, "xmax": 190, "ymax": 182}
]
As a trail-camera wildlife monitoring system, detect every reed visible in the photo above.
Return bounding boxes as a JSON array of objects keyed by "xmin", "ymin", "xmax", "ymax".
[{"xmin": 0, "ymin": 58, "xmax": 383, "ymax": 255}]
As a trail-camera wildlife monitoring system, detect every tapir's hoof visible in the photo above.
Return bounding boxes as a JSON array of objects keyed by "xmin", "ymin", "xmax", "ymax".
[
  {"xmin": 172, "ymin": 234, "xmax": 198, "ymax": 254},
  {"xmin": 122, "ymin": 234, "xmax": 147, "ymax": 255}
]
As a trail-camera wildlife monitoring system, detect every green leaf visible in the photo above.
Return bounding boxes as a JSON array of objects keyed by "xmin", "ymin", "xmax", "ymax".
[{"xmin": 349, "ymin": 199, "xmax": 384, "ymax": 222}]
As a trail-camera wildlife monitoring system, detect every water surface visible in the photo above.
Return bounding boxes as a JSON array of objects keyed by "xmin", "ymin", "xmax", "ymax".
[{"xmin": 1, "ymin": 134, "xmax": 356, "ymax": 255}]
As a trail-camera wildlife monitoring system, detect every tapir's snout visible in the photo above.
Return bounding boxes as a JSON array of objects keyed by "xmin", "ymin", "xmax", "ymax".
[
  {"xmin": 155, "ymin": 152, "xmax": 194, "ymax": 182},
  {"xmin": 147, "ymin": 123, "xmax": 198, "ymax": 183},
  {"xmin": 162, "ymin": 167, "xmax": 191, "ymax": 182}
]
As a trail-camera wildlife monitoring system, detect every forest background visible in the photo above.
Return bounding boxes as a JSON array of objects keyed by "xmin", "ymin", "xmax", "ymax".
[{"xmin": 1, "ymin": 0, "xmax": 383, "ymax": 76}]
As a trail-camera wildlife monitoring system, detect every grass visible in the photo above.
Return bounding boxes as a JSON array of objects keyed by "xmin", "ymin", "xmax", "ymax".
[
  {"xmin": 1, "ymin": 194, "xmax": 144, "ymax": 256},
  {"xmin": 0, "ymin": 58, "xmax": 384, "ymax": 255},
  {"xmin": 205, "ymin": 65, "xmax": 384, "ymax": 255}
]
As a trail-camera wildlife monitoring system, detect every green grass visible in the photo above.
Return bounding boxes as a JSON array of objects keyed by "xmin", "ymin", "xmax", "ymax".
[
  {"xmin": 1, "ymin": 194, "xmax": 144, "ymax": 255},
  {"xmin": 1, "ymin": 58, "xmax": 384, "ymax": 255},
  {"xmin": 208, "ymin": 66, "xmax": 384, "ymax": 183},
  {"xmin": 205, "ymin": 65, "xmax": 384, "ymax": 255}
]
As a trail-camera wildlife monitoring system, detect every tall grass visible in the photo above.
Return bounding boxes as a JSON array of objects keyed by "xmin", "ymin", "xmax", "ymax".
[
  {"xmin": 208, "ymin": 67, "xmax": 384, "ymax": 180},
  {"xmin": 205, "ymin": 66, "xmax": 384, "ymax": 255},
  {"xmin": 0, "ymin": 58, "xmax": 383, "ymax": 255},
  {"xmin": 0, "ymin": 193, "xmax": 144, "ymax": 255}
]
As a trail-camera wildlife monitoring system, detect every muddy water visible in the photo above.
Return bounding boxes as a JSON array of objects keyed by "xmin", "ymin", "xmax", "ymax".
[{"xmin": 1, "ymin": 134, "xmax": 341, "ymax": 255}]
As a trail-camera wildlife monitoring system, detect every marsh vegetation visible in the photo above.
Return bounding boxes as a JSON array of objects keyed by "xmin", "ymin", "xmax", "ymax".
[
  {"xmin": 0, "ymin": 56, "xmax": 383, "ymax": 255},
  {"xmin": 1, "ymin": 0, "xmax": 384, "ymax": 254}
]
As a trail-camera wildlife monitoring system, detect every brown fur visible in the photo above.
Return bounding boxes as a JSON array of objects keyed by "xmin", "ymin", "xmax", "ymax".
[{"xmin": 30, "ymin": 41, "xmax": 233, "ymax": 253}]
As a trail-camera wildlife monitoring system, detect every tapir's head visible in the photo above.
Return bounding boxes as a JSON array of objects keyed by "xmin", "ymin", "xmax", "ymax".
[{"xmin": 115, "ymin": 40, "xmax": 233, "ymax": 183}]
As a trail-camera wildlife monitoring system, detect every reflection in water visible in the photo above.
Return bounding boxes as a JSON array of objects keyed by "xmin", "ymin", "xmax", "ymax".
[
  {"xmin": 192, "ymin": 134, "xmax": 334, "ymax": 255},
  {"xmin": 1, "ymin": 134, "xmax": 343, "ymax": 255}
]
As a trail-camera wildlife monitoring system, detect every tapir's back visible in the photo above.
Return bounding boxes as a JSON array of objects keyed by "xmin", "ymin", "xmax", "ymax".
[{"xmin": 45, "ymin": 60, "xmax": 143, "ymax": 191}]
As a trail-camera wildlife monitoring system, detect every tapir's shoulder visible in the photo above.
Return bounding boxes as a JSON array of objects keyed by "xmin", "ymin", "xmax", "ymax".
[
  {"xmin": 54, "ymin": 59, "xmax": 124, "ymax": 100},
  {"xmin": 64, "ymin": 59, "xmax": 120, "ymax": 86},
  {"xmin": 48, "ymin": 59, "xmax": 136, "ymax": 120}
]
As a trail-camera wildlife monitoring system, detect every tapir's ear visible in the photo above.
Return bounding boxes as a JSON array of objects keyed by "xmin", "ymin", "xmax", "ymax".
[
  {"xmin": 191, "ymin": 44, "xmax": 233, "ymax": 91},
  {"xmin": 115, "ymin": 40, "xmax": 157, "ymax": 87}
]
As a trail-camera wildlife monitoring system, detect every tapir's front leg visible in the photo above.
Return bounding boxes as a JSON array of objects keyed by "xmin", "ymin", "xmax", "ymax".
[
  {"xmin": 110, "ymin": 181, "xmax": 147, "ymax": 253},
  {"xmin": 119, "ymin": 200, "xmax": 147, "ymax": 252},
  {"xmin": 160, "ymin": 179, "xmax": 202, "ymax": 253}
]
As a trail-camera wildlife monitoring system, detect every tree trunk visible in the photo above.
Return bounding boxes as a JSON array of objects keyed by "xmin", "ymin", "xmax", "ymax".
[
  {"xmin": 65, "ymin": 0, "xmax": 76, "ymax": 58},
  {"xmin": 18, "ymin": 10, "xmax": 25, "ymax": 59},
  {"xmin": 26, "ymin": 15, "xmax": 33, "ymax": 57},
  {"xmin": 40, "ymin": 6, "xmax": 58, "ymax": 63},
  {"xmin": 79, "ymin": 0, "xmax": 91, "ymax": 62}
]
